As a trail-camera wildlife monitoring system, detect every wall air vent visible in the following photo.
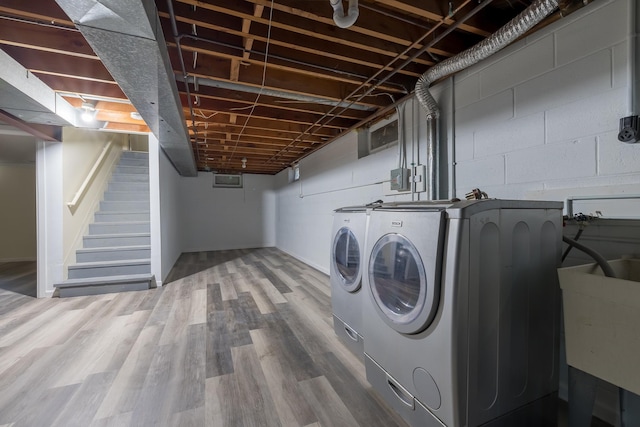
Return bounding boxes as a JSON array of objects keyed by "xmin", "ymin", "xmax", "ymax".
[
  {"xmin": 212, "ymin": 173, "xmax": 243, "ymax": 188},
  {"xmin": 357, "ymin": 115, "xmax": 398, "ymax": 159},
  {"xmin": 369, "ymin": 118, "xmax": 398, "ymax": 153}
]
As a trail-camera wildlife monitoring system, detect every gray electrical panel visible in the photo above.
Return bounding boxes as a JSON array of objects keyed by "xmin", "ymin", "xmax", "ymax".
[{"xmin": 390, "ymin": 168, "xmax": 410, "ymax": 191}]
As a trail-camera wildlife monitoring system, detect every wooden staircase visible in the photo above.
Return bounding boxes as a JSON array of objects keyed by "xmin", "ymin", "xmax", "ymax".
[{"xmin": 55, "ymin": 151, "xmax": 155, "ymax": 297}]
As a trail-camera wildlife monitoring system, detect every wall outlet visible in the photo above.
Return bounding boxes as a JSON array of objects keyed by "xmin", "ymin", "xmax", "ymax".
[{"xmin": 413, "ymin": 165, "xmax": 426, "ymax": 193}]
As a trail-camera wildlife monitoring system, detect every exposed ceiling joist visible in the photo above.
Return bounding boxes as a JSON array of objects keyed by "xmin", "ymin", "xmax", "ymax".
[{"xmin": 0, "ymin": 0, "xmax": 586, "ymax": 175}]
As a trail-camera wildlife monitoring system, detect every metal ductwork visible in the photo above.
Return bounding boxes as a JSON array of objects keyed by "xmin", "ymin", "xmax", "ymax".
[
  {"xmin": 415, "ymin": 0, "xmax": 559, "ymax": 199},
  {"xmin": 180, "ymin": 75, "xmax": 376, "ymax": 112},
  {"xmin": 55, "ymin": 0, "xmax": 197, "ymax": 176},
  {"xmin": 0, "ymin": 49, "xmax": 77, "ymax": 130}
]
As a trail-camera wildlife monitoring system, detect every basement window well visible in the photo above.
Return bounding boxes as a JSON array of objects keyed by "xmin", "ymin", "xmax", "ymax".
[
  {"xmin": 358, "ymin": 116, "xmax": 398, "ymax": 159},
  {"xmin": 212, "ymin": 173, "xmax": 243, "ymax": 188},
  {"xmin": 370, "ymin": 119, "xmax": 398, "ymax": 153}
]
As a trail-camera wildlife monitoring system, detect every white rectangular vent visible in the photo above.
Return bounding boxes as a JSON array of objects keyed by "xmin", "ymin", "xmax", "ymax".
[
  {"xmin": 213, "ymin": 173, "xmax": 243, "ymax": 188},
  {"xmin": 369, "ymin": 119, "xmax": 398, "ymax": 153}
]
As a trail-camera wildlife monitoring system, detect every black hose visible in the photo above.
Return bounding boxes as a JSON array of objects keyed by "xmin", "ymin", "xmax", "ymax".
[
  {"xmin": 562, "ymin": 235, "xmax": 616, "ymax": 278},
  {"xmin": 561, "ymin": 228, "xmax": 583, "ymax": 261}
]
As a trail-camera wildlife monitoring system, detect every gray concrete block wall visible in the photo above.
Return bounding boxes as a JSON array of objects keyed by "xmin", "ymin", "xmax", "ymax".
[{"xmin": 452, "ymin": 0, "xmax": 639, "ymax": 199}]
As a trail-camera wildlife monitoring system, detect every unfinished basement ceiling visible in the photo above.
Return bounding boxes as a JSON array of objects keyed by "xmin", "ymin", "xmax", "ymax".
[{"xmin": 0, "ymin": 0, "xmax": 590, "ymax": 175}]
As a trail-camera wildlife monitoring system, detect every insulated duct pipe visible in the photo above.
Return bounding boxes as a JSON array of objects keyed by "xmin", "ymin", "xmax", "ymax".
[
  {"xmin": 54, "ymin": 0, "xmax": 197, "ymax": 176},
  {"xmin": 415, "ymin": 0, "xmax": 558, "ymax": 198},
  {"xmin": 330, "ymin": 0, "xmax": 359, "ymax": 29}
]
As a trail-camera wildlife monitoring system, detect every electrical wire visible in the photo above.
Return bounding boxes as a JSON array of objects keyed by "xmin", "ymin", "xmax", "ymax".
[
  {"xmin": 265, "ymin": 0, "xmax": 492, "ymax": 167},
  {"xmin": 192, "ymin": 110, "xmax": 218, "ymax": 119},
  {"xmin": 225, "ymin": 0, "xmax": 275, "ymax": 168}
]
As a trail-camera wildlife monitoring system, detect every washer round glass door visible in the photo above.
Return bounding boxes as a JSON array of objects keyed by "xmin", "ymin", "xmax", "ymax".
[
  {"xmin": 369, "ymin": 233, "xmax": 438, "ymax": 334},
  {"xmin": 332, "ymin": 227, "xmax": 362, "ymax": 292}
]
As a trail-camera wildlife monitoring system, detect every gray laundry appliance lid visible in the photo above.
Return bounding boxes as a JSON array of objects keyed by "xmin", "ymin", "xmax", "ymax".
[
  {"xmin": 334, "ymin": 205, "xmax": 369, "ymax": 213},
  {"xmin": 374, "ymin": 199, "xmax": 563, "ymax": 218}
]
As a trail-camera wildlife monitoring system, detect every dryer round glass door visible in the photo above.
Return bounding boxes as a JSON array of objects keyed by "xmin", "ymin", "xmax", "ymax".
[
  {"xmin": 369, "ymin": 233, "xmax": 439, "ymax": 334},
  {"xmin": 332, "ymin": 227, "xmax": 362, "ymax": 292}
]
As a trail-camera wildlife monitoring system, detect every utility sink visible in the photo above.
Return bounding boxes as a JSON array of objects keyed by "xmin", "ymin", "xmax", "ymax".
[{"xmin": 558, "ymin": 259, "xmax": 640, "ymax": 395}]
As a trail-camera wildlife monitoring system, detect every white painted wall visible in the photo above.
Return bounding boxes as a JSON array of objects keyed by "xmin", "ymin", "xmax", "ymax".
[
  {"xmin": 36, "ymin": 140, "xmax": 63, "ymax": 298},
  {"xmin": 157, "ymin": 144, "xmax": 182, "ymax": 282},
  {"xmin": 180, "ymin": 173, "xmax": 276, "ymax": 252},
  {"xmin": 274, "ymin": 130, "xmax": 397, "ymax": 273},
  {"xmin": 274, "ymin": 85, "xmax": 452, "ymax": 273},
  {"xmin": 0, "ymin": 164, "xmax": 36, "ymax": 261},
  {"xmin": 274, "ymin": 0, "xmax": 639, "ymax": 270}
]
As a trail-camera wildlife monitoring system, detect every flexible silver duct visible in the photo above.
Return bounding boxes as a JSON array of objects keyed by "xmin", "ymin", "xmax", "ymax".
[
  {"xmin": 416, "ymin": 0, "xmax": 559, "ymax": 120},
  {"xmin": 415, "ymin": 0, "xmax": 558, "ymax": 199}
]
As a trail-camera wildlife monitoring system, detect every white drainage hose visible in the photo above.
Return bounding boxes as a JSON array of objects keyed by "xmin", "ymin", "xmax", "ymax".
[{"xmin": 330, "ymin": 0, "xmax": 359, "ymax": 29}]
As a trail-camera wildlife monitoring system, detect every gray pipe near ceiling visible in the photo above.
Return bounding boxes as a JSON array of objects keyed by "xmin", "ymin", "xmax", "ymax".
[
  {"xmin": 54, "ymin": 0, "xmax": 197, "ymax": 177},
  {"xmin": 178, "ymin": 75, "xmax": 377, "ymax": 112},
  {"xmin": 415, "ymin": 0, "xmax": 559, "ymax": 200}
]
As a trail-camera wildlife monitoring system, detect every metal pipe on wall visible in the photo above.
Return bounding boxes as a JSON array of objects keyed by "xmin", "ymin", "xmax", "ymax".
[
  {"xmin": 632, "ymin": 0, "xmax": 640, "ymax": 115},
  {"xmin": 415, "ymin": 0, "xmax": 559, "ymax": 200}
]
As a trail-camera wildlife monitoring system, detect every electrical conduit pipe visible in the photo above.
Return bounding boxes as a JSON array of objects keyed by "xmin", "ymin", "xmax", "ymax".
[
  {"xmin": 414, "ymin": 0, "xmax": 558, "ymax": 199},
  {"xmin": 330, "ymin": 0, "xmax": 359, "ymax": 29}
]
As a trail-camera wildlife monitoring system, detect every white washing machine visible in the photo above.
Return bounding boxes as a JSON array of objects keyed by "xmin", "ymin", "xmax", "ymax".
[
  {"xmin": 362, "ymin": 199, "xmax": 563, "ymax": 427},
  {"xmin": 330, "ymin": 205, "xmax": 370, "ymax": 358}
]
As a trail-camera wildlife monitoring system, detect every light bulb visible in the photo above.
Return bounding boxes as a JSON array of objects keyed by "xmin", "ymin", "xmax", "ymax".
[{"xmin": 81, "ymin": 110, "xmax": 95, "ymax": 122}]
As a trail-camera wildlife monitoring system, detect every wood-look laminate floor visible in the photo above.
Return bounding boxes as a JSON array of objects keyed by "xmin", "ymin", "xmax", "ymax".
[
  {"xmin": 0, "ymin": 252, "xmax": 614, "ymax": 427},
  {"xmin": 0, "ymin": 249, "xmax": 408, "ymax": 427}
]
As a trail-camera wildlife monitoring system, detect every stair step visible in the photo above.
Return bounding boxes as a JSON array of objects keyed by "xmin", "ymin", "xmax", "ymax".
[
  {"xmin": 108, "ymin": 181, "xmax": 149, "ymax": 192},
  {"xmin": 63, "ymin": 149, "xmax": 152, "ymax": 297},
  {"xmin": 55, "ymin": 273, "xmax": 155, "ymax": 298},
  {"xmin": 110, "ymin": 173, "xmax": 149, "ymax": 183},
  {"xmin": 103, "ymin": 191, "xmax": 150, "ymax": 202},
  {"xmin": 83, "ymin": 233, "xmax": 150, "ymax": 248},
  {"xmin": 76, "ymin": 245, "xmax": 151, "ymax": 263},
  {"xmin": 68, "ymin": 258, "xmax": 151, "ymax": 280},
  {"xmin": 115, "ymin": 165, "xmax": 149, "ymax": 175},
  {"xmin": 95, "ymin": 211, "xmax": 149, "ymax": 222},
  {"xmin": 89, "ymin": 221, "xmax": 150, "ymax": 235},
  {"xmin": 100, "ymin": 200, "xmax": 149, "ymax": 212},
  {"xmin": 118, "ymin": 157, "xmax": 149, "ymax": 167},
  {"xmin": 120, "ymin": 151, "xmax": 148, "ymax": 160}
]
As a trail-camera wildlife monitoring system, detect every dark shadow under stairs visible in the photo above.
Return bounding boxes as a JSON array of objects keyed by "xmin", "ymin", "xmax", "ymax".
[{"xmin": 55, "ymin": 151, "xmax": 155, "ymax": 297}]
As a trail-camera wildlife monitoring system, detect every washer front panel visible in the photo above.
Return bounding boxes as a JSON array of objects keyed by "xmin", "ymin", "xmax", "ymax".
[{"xmin": 332, "ymin": 226, "xmax": 362, "ymax": 292}]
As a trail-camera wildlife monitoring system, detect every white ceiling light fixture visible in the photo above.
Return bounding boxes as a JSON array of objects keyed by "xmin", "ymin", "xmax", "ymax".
[
  {"xmin": 241, "ymin": 157, "xmax": 247, "ymax": 169},
  {"xmin": 130, "ymin": 111, "xmax": 143, "ymax": 121},
  {"xmin": 80, "ymin": 101, "xmax": 96, "ymax": 122}
]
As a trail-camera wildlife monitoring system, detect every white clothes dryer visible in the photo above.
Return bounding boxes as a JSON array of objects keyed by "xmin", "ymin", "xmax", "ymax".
[
  {"xmin": 330, "ymin": 205, "xmax": 370, "ymax": 358},
  {"xmin": 362, "ymin": 199, "xmax": 563, "ymax": 427}
]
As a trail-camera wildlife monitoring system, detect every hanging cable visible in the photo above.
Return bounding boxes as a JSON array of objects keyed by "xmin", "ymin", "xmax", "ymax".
[
  {"xmin": 265, "ymin": 0, "xmax": 493, "ymax": 166},
  {"xmin": 225, "ymin": 0, "xmax": 275, "ymax": 168}
]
